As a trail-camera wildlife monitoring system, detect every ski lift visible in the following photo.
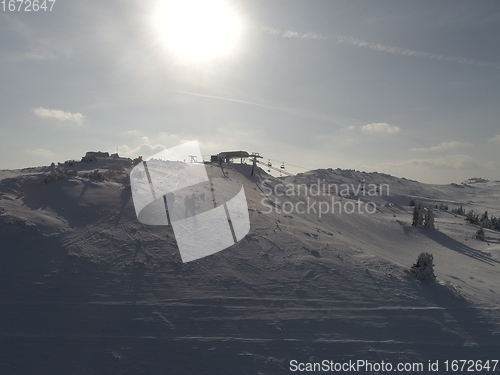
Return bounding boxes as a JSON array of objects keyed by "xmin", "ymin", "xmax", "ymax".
[{"xmin": 280, "ymin": 162, "xmax": 285, "ymax": 169}]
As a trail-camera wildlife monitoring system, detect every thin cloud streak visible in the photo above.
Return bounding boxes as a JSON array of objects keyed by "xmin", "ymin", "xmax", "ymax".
[
  {"xmin": 411, "ymin": 141, "xmax": 473, "ymax": 152},
  {"xmin": 262, "ymin": 26, "xmax": 500, "ymax": 69},
  {"xmin": 374, "ymin": 154, "xmax": 475, "ymax": 170},
  {"xmin": 24, "ymin": 148, "xmax": 54, "ymax": 157},
  {"xmin": 166, "ymin": 89, "xmax": 357, "ymax": 126}
]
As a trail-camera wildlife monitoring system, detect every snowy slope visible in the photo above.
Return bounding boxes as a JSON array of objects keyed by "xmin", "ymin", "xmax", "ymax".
[
  {"xmin": 283, "ymin": 168, "xmax": 500, "ymax": 216},
  {"xmin": 0, "ymin": 160, "xmax": 499, "ymax": 375}
]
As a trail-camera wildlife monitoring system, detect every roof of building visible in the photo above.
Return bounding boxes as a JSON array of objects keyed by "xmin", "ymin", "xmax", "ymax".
[{"xmin": 218, "ymin": 151, "xmax": 250, "ymax": 158}]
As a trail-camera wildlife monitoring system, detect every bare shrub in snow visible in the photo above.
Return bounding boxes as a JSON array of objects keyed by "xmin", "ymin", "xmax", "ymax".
[
  {"xmin": 39, "ymin": 169, "xmax": 66, "ymax": 185},
  {"xmin": 39, "ymin": 166, "xmax": 81, "ymax": 185},
  {"xmin": 78, "ymin": 170, "xmax": 106, "ymax": 181},
  {"xmin": 81, "ymin": 155, "xmax": 97, "ymax": 162},
  {"xmin": 410, "ymin": 253, "xmax": 436, "ymax": 282},
  {"xmin": 475, "ymin": 226, "xmax": 485, "ymax": 241}
]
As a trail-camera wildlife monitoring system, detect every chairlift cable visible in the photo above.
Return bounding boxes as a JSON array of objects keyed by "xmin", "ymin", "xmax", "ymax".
[
  {"xmin": 256, "ymin": 160, "xmax": 294, "ymax": 176},
  {"xmin": 267, "ymin": 158, "xmax": 312, "ymax": 171}
]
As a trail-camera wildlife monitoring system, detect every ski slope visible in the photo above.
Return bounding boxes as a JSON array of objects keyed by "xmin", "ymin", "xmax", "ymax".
[{"xmin": 0, "ymin": 159, "xmax": 499, "ymax": 374}]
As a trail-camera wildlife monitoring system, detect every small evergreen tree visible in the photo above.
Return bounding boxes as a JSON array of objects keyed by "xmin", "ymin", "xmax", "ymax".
[
  {"xmin": 482, "ymin": 211, "xmax": 489, "ymax": 221},
  {"xmin": 412, "ymin": 205, "xmax": 419, "ymax": 227},
  {"xmin": 481, "ymin": 211, "xmax": 491, "ymax": 229},
  {"xmin": 418, "ymin": 205, "xmax": 425, "ymax": 227},
  {"xmin": 412, "ymin": 204, "xmax": 435, "ymax": 229},
  {"xmin": 424, "ymin": 207, "xmax": 435, "ymax": 230},
  {"xmin": 466, "ymin": 210, "xmax": 477, "ymax": 224},
  {"xmin": 410, "ymin": 253, "xmax": 436, "ymax": 282},
  {"xmin": 494, "ymin": 217, "xmax": 500, "ymax": 230}
]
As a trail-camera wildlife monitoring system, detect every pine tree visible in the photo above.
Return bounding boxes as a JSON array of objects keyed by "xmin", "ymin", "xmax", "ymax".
[
  {"xmin": 413, "ymin": 204, "xmax": 434, "ymax": 229},
  {"xmin": 417, "ymin": 204, "xmax": 425, "ymax": 227},
  {"xmin": 481, "ymin": 211, "xmax": 492, "ymax": 229},
  {"xmin": 466, "ymin": 210, "xmax": 476, "ymax": 224},
  {"xmin": 410, "ymin": 253, "xmax": 436, "ymax": 282},
  {"xmin": 412, "ymin": 204, "xmax": 425, "ymax": 227},
  {"xmin": 412, "ymin": 205, "xmax": 419, "ymax": 227},
  {"xmin": 424, "ymin": 207, "xmax": 435, "ymax": 230},
  {"xmin": 494, "ymin": 217, "xmax": 500, "ymax": 230},
  {"xmin": 452, "ymin": 205, "xmax": 465, "ymax": 216}
]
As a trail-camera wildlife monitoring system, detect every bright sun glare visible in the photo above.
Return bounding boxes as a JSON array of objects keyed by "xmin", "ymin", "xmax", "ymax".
[{"xmin": 154, "ymin": 0, "xmax": 243, "ymax": 61}]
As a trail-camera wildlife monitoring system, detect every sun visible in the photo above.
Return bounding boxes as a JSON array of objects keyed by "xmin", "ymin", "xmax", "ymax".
[{"xmin": 153, "ymin": 0, "xmax": 243, "ymax": 61}]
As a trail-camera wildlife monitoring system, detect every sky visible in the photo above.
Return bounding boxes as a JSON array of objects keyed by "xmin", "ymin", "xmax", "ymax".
[{"xmin": 1, "ymin": 0, "xmax": 499, "ymax": 184}]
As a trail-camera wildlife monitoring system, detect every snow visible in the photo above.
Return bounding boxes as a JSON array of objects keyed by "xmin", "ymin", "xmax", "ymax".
[{"xmin": 0, "ymin": 160, "xmax": 499, "ymax": 374}]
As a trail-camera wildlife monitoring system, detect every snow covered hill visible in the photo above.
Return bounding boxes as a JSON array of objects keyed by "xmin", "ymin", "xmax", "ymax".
[{"xmin": 0, "ymin": 158, "xmax": 499, "ymax": 374}]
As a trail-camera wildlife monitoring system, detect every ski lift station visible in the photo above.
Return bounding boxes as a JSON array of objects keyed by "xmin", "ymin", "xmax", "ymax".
[
  {"xmin": 210, "ymin": 151, "xmax": 250, "ymax": 164},
  {"xmin": 210, "ymin": 150, "xmax": 293, "ymax": 177}
]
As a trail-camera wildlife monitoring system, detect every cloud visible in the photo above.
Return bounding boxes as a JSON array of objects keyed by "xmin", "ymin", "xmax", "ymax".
[
  {"xmin": 261, "ymin": 26, "xmax": 500, "ymax": 69},
  {"xmin": 410, "ymin": 141, "xmax": 473, "ymax": 152},
  {"xmin": 487, "ymin": 134, "xmax": 500, "ymax": 144},
  {"xmin": 0, "ymin": 15, "xmax": 72, "ymax": 62},
  {"xmin": 32, "ymin": 107, "xmax": 84, "ymax": 123},
  {"xmin": 261, "ymin": 26, "xmax": 281, "ymax": 36},
  {"xmin": 25, "ymin": 148, "xmax": 54, "ymax": 157},
  {"xmin": 123, "ymin": 131, "xmax": 150, "ymax": 142},
  {"xmin": 124, "ymin": 130, "xmax": 141, "ymax": 136},
  {"xmin": 361, "ymin": 122, "xmax": 400, "ymax": 134},
  {"xmin": 377, "ymin": 154, "xmax": 475, "ymax": 169},
  {"xmin": 485, "ymin": 160, "xmax": 500, "ymax": 170},
  {"xmin": 263, "ymin": 26, "xmax": 328, "ymax": 41},
  {"xmin": 117, "ymin": 143, "xmax": 167, "ymax": 158}
]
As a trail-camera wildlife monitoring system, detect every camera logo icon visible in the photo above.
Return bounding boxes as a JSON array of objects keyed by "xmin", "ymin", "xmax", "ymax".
[{"xmin": 130, "ymin": 141, "xmax": 250, "ymax": 262}]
